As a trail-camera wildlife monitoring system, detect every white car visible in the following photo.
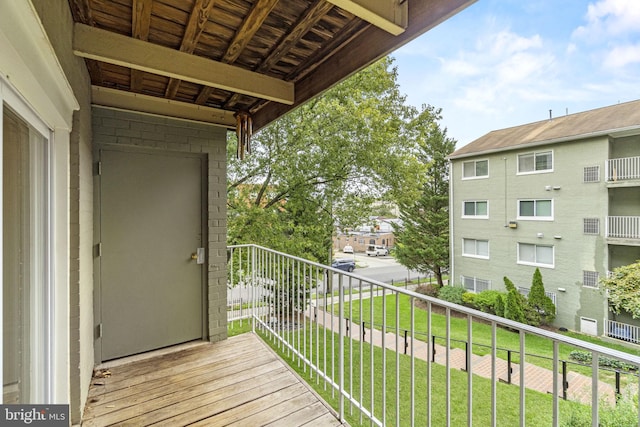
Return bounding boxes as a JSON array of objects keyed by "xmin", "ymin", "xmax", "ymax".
[
  {"xmin": 342, "ymin": 245, "xmax": 354, "ymax": 254},
  {"xmin": 366, "ymin": 245, "xmax": 388, "ymax": 256}
]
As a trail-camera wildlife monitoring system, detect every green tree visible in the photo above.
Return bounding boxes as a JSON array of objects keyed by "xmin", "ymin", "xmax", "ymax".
[
  {"xmin": 600, "ymin": 260, "xmax": 640, "ymax": 318},
  {"xmin": 503, "ymin": 277, "xmax": 526, "ymax": 323},
  {"xmin": 392, "ymin": 106, "xmax": 456, "ymax": 286},
  {"xmin": 227, "ymin": 57, "xmax": 418, "ymax": 262},
  {"xmin": 526, "ymin": 268, "xmax": 556, "ymax": 326}
]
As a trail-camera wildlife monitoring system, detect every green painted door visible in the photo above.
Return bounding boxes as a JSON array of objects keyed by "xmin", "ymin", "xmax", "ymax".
[{"xmin": 99, "ymin": 149, "xmax": 204, "ymax": 361}]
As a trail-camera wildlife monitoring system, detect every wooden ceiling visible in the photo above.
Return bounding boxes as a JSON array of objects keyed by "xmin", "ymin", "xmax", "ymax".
[{"xmin": 69, "ymin": 0, "xmax": 474, "ymax": 131}]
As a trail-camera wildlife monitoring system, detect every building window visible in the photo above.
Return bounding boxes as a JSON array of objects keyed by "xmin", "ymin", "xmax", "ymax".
[
  {"xmin": 462, "ymin": 159, "xmax": 488, "ymax": 179},
  {"xmin": 462, "ymin": 276, "xmax": 491, "ymax": 293},
  {"xmin": 517, "ymin": 151, "xmax": 553, "ymax": 174},
  {"xmin": 3, "ymin": 106, "xmax": 51, "ymax": 404},
  {"xmin": 517, "ymin": 243, "xmax": 554, "ymax": 268},
  {"xmin": 518, "ymin": 199, "xmax": 553, "ymax": 220},
  {"xmin": 518, "ymin": 287, "xmax": 557, "ymax": 305},
  {"xmin": 583, "ymin": 166, "xmax": 600, "ymax": 182},
  {"xmin": 462, "ymin": 238, "xmax": 489, "ymax": 259},
  {"xmin": 583, "ymin": 218, "xmax": 600, "ymax": 235},
  {"xmin": 583, "ymin": 271, "xmax": 599, "ymax": 288},
  {"xmin": 462, "ymin": 200, "xmax": 488, "ymax": 218}
]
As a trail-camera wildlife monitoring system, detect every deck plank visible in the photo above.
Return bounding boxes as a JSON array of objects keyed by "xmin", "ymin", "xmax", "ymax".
[{"xmin": 82, "ymin": 333, "xmax": 343, "ymax": 427}]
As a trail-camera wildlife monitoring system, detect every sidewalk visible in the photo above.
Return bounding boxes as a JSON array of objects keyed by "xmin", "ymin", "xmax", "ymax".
[{"xmin": 309, "ymin": 306, "xmax": 617, "ymax": 405}]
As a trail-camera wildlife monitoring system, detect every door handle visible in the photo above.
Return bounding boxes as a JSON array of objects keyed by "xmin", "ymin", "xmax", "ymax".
[{"xmin": 191, "ymin": 248, "xmax": 205, "ymax": 264}]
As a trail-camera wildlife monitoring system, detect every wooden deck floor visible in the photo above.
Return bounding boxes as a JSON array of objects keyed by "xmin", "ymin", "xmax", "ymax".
[{"xmin": 82, "ymin": 333, "xmax": 344, "ymax": 426}]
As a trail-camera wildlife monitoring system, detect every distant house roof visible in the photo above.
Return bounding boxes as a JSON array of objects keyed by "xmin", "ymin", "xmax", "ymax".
[{"xmin": 449, "ymin": 99, "xmax": 640, "ymax": 160}]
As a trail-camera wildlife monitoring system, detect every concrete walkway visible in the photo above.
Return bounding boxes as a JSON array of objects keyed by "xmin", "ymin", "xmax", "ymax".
[{"xmin": 309, "ymin": 306, "xmax": 617, "ymax": 405}]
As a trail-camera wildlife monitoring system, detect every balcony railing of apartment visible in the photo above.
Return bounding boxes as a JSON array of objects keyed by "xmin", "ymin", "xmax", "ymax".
[
  {"xmin": 607, "ymin": 320, "xmax": 640, "ymax": 345},
  {"xmin": 607, "ymin": 156, "xmax": 640, "ymax": 181},
  {"xmin": 606, "ymin": 216, "xmax": 640, "ymax": 239},
  {"xmin": 227, "ymin": 244, "xmax": 640, "ymax": 426}
]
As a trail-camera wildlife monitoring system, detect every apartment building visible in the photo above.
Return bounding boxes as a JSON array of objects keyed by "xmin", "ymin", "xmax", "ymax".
[{"xmin": 448, "ymin": 100, "xmax": 640, "ymax": 337}]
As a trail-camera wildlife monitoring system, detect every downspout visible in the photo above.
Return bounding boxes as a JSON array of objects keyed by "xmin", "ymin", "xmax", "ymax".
[{"xmin": 449, "ymin": 159, "xmax": 454, "ymax": 287}]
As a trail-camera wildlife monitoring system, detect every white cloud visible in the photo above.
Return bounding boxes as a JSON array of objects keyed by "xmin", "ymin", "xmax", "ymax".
[
  {"xmin": 604, "ymin": 44, "xmax": 640, "ymax": 68},
  {"xmin": 573, "ymin": 0, "xmax": 640, "ymax": 40}
]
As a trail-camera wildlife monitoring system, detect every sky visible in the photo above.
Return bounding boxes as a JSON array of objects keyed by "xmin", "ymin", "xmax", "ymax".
[{"xmin": 392, "ymin": 0, "xmax": 640, "ymax": 149}]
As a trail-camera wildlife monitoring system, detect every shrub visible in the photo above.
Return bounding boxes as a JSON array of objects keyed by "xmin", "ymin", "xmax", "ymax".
[
  {"xmin": 461, "ymin": 292, "xmax": 477, "ymax": 307},
  {"xmin": 502, "ymin": 276, "xmax": 526, "ymax": 323},
  {"xmin": 526, "ymin": 268, "xmax": 556, "ymax": 326},
  {"xmin": 474, "ymin": 290, "xmax": 505, "ymax": 314},
  {"xmin": 504, "ymin": 287, "xmax": 525, "ymax": 323},
  {"xmin": 415, "ymin": 284, "xmax": 440, "ymax": 298},
  {"xmin": 495, "ymin": 294, "xmax": 505, "ymax": 317},
  {"xmin": 569, "ymin": 350, "xmax": 638, "ymax": 372},
  {"xmin": 438, "ymin": 285, "xmax": 466, "ymax": 305}
]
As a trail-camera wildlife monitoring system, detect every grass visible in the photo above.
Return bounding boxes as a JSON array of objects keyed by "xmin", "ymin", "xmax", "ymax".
[
  {"xmin": 252, "ymin": 321, "xmax": 592, "ymax": 427},
  {"xmin": 334, "ymin": 293, "xmax": 640, "ymax": 388}
]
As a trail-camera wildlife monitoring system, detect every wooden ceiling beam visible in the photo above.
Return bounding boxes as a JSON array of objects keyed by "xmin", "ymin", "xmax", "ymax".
[
  {"xmin": 223, "ymin": 0, "xmax": 279, "ymax": 64},
  {"xmin": 256, "ymin": 0, "xmax": 334, "ymax": 74},
  {"xmin": 326, "ymin": 0, "xmax": 407, "ymax": 35},
  {"xmin": 92, "ymin": 86, "xmax": 236, "ymax": 128},
  {"xmin": 73, "ymin": 23, "xmax": 294, "ymax": 105},
  {"xmin": 165, "ymin": 0, "xmax": 217, "ymax": 99},
  {"xmin": 252, "ymin": 0, "xmax": 475, "ymax": 130},
  {"xmin": 131, "ymin": 0, "xmax": 152, "ymax": 93}
]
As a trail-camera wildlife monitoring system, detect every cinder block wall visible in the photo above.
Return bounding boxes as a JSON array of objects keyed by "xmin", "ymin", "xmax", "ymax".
[{"xmin": 92, "ymin": 106, "xmax": 229, "ymax": 346}]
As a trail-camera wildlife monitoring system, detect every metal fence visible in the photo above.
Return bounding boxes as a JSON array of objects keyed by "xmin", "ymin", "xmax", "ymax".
[{"xmin": 227, "ymin": 244, "xmax": 640, "ymax": 427}]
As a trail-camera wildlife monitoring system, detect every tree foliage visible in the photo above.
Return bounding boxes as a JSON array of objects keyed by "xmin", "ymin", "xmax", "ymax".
[
  {"xmin": 526, "ymin": 268, "xmax": 556, "ymax": 326},
  {"xmin": 503, "ymin": 277, "xmax": 526, "ymax": 323},
  {"xmin": 392, "ymin": 106, "xmax": 456, "ymax": 285},
  {"xmin": 227, "ymin": 57, "xmax": 432, "ymax": 263},
  {"xmin": 600, "ymin": 260, "xmax": 640, "ymax": 318}
]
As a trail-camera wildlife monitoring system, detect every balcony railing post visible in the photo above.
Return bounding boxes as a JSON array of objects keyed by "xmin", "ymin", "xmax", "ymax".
[
  {"xmin": 338, "ymin": 273, "xmax": 345, "ymax": 422},
  {"xmin": 404, "ymin": 329, "xmax": 408, "ymax": 355},
  {"xmin": 562, "ymin": 360, "xmax": 568, "ymax": 401},
  {"xmin": 507, "ymin": 350, "xmax": 512, "ymax": 384},
  {"xmin": 432, "ymin": 335, "xmax": 436, "ymax": 362}
]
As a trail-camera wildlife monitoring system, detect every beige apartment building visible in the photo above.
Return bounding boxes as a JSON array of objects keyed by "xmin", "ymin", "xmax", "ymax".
[{"xmin": 449, "ymin": 100, "xmax": 640, "ymax": 339}]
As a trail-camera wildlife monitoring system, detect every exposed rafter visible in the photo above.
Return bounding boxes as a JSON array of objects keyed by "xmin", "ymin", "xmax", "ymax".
[
  {"xmin": 92, "ymin": 86, "xmax": 236, "ymax": 127},
  {"xmin": 165, "ymin": 0, "xmax": 217, "ymax": 99},
  {"xmin": 131, "ymin": 0, "xmax": 152, "ymax": 93},
  {"xmin": 196, "ymin": 0, "xmax": 278, "ymax": 107},
  {"xmin": 256, "ymin": 0, "xmax": 334, "ymax": 74},
  {"xmin": 325, "ymin": 0, "xmax": 407, "ymax": 35},
  {"xmin": 73, "ymin": 23, "xmax": 294, "ymax": 105}
]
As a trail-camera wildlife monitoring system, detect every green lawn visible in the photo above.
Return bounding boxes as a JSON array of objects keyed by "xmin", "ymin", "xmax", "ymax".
[
  {"xmin": 334, "ymin": 293, "xmax": 640, "ymax": 388},
  {"xmin": 252, "ymin": 322, "xmax": 635, "ymax": 427}
]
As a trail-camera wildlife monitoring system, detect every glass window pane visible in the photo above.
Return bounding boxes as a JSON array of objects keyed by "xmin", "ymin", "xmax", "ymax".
[
  {"xmin": 520, "ymin": 201, "xmax": 534, "ymax": 216},
  {"xmin": 536, "ymin": 152, "xmax": 552, "ymax": 170},
  {"xmin": 519, "ymin": 154, "xmax": 534, "ymax": 172},
  {"xmin": 463, "ymin": 162, "xmax": 474, "ymax": 178},
  {"xmin": 536, "ymin": 200, "xmax": 552, "ymax": 217},
  {"xmin": 477, "ymin": 240, "xmax": 489, "ymax": 257},
  {"xmin": 463, "ymin": 239, "xmax": 475, "ymax": 255},
  {"xmin": 464, "ymin": 202, "xmax": 475, "ymax": 216},
  {"xmin": 476, "ymin": 160, "xmax": 488, "ymax": 176},
  {"xmin": 519, "ymin": 243, "xmax": 535, "ymax": 262},
  {"xmin": 536, "ymin": 246, "xmax": 553, "ymax": 265},
  {"xmin": 476, "ymin": 201, "xmax": 487, "ymax": 216}
]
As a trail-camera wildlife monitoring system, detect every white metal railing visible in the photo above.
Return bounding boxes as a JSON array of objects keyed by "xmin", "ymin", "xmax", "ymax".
[
  {"xmin": 607, "ymin": 320, "xmax": 640, "ymax": 345},
  {"xmin": 227, "ymin": 244, "xmax": 640, "ymax": 427},
  {"xmin": 607, "ymin": 156, "xmax": 640, "ymax": 181},
  {"xmin": 606, "ymin": 216, "xmax": 640, "ymax": 239}
]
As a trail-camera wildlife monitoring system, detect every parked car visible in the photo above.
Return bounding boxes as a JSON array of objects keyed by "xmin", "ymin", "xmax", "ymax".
[
  {"xmin": 366, "ymin": 245, "xmax": 388, "ymax": 256},
  {"xmin": 331, "ymin": 258, "xmax": 355, "ymax": 272},
  {"xmin": 342, "ymin": 245, "xmax": 354, "ymax": 254}
]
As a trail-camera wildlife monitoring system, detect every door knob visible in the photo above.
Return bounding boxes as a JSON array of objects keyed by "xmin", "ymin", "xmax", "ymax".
[{"xmin": 191, "ymin": 253, "xmax": 198, "ymax": 260}]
